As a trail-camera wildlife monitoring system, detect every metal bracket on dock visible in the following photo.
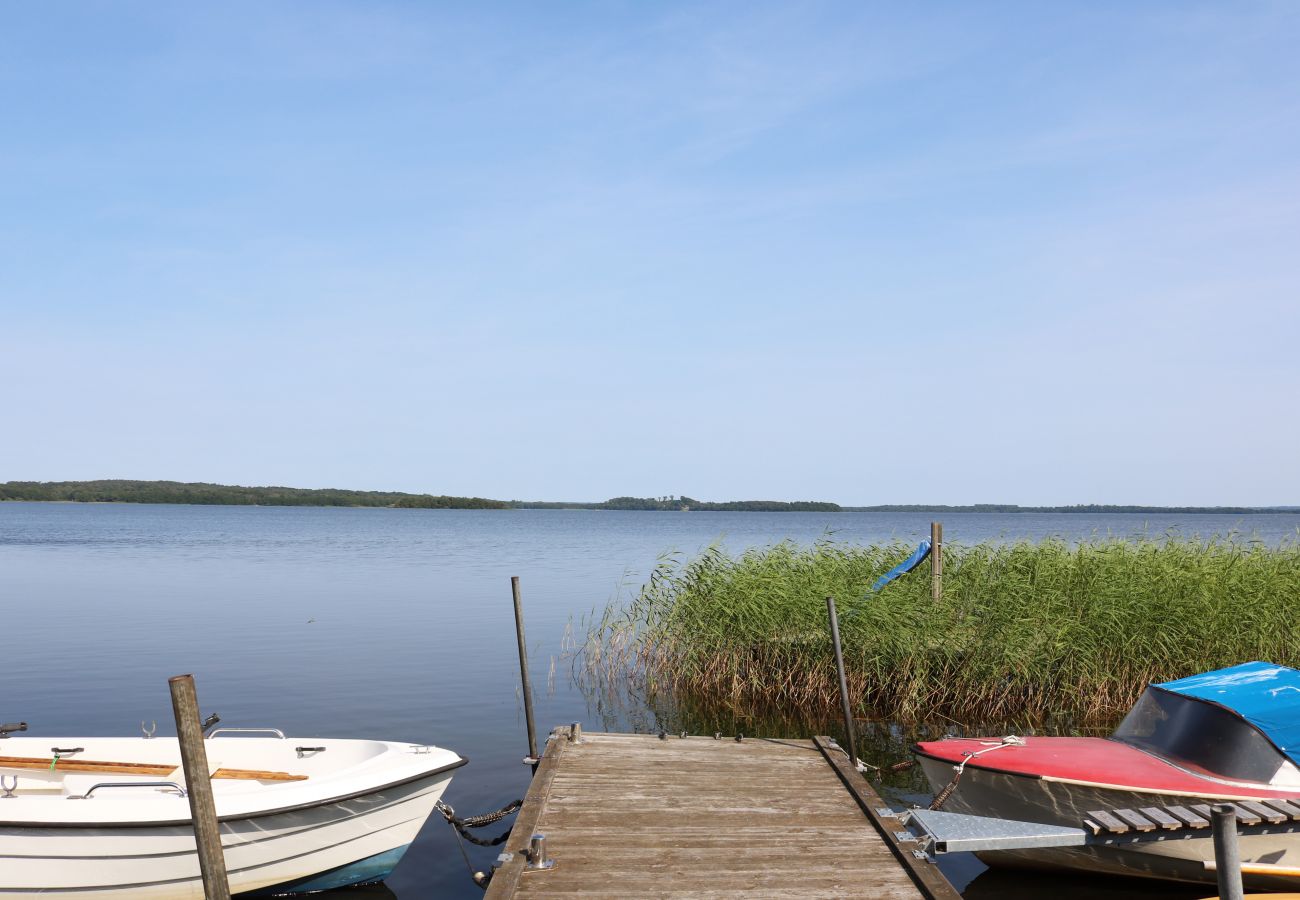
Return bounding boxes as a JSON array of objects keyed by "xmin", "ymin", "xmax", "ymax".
[
  {"xmin": 525, "ymin": 833, "xmax": 555, "ymax": 871},
  {"xmin": 901, "ymin": 803, "xmax": 1300, "ymax": 899},
  {"xmin": 906, "ymin": 803, "xmax": 1300, "ymax": 853},
  {"xmin": 906, "ymin": 808, "xmax": 1090, "ymax": 854}
]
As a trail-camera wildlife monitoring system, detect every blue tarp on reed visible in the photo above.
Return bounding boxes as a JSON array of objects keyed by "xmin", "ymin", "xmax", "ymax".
[{"xmin": 870, "ymin": 540, "xmax": 932, "ymax": 592}]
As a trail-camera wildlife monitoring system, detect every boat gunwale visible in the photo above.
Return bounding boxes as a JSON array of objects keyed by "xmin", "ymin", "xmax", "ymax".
[
  {"xmin": 0, "ymin": 756, "xmax": 466, "ymax": 830},
  {"xmin": 911, "ymin": 743, "xmax": 1300, "ymax": 802},
  {"xmin": 911, "ymin": 743, "xmax": 1044, "ymax": 781}
]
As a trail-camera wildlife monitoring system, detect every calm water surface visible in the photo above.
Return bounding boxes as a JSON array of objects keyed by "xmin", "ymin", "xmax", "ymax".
[{"xmin": 2, "ymin": 504, "xmax": 1295, "ymax": 898}]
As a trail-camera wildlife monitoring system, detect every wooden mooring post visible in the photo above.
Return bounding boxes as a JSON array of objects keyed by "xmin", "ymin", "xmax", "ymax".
[
  {"xmin": 168, "ymin": 674, "xmax": 231, "ymax": 900},
  {"xmin": 511, "ymin": 576, "xmax": 539, "ymax": 764},
  {"xmin": 930, "ymin": 521, "xmax": 943, "ymax": 602},
  {"xmin": 825, "ymin": 596, "xmax": 860, "ymax": 769}
]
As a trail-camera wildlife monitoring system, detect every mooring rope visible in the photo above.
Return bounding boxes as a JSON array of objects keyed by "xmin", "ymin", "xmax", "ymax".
[
  {"xmin": 832, "ymin": 740, "xmax": 915, "ymax": 774},
  {"xmin": 447, "ymin": 818, "xmax": 481, "ymax": 888},
  {"xmin": 436, "ymin": 798, "xmax": 523, "ymax": 847},
  {"xmin": 928, "ymin": 735, "xmax": 1025, "ymax": 811}
]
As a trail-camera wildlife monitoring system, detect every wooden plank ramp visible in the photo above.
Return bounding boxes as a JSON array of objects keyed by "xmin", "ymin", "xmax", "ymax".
[
  {"xmin": 1083, "ymin": 798, "xmax": 1300, "ymax": 836},
  {"xmin": 485, "ymin": 727, "xmax": 961, "ymax": 899}
]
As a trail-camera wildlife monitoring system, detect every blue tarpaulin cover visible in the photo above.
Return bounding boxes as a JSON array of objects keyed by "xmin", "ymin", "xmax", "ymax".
[
  {"xmin": 870, "ymin": 540, "xmax": 931, "ymax": 592},
  {"xmin": 1158, "ymin": 661, "xmax": 1300, "ymax": 761}
]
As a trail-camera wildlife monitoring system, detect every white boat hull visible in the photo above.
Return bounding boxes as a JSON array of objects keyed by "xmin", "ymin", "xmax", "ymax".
[{"xmin": 0, "ymin": 736, "xmax": 464, "ymax": 898}]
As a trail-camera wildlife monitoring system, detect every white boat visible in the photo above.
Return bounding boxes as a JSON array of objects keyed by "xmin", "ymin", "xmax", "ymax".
[
  {"xmin": 914, "ymin": 661, "xmax": 1300, "ymax": 891},
  {"xmin": 0, "ymin": 729, "xmax": 465, "ymax": 897}
]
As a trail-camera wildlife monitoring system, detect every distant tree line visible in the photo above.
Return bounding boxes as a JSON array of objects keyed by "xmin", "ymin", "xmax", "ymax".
[
  {"xmin": 0, "ymin": 480, "xmax": 507, "ymax": 509},
  {"xmin": 4, "ymin": 482, "xmax": 1283, "ymax": 515}
]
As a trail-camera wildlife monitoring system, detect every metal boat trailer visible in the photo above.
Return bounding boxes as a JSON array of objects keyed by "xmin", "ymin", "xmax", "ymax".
[{"xmin": 900, "ymin": 799, "xmax": 1300, "ymax": 900}]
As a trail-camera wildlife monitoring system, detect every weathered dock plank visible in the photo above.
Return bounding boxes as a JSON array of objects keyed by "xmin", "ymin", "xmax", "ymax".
[{"xmin": 485, "ymin": 728, "xmax": 959, "ymax": 899}]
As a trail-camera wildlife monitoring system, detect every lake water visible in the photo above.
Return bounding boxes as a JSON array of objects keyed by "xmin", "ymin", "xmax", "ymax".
[{"xmin": 2, "ymin": 503, "xmax": 1296, "ymax": 898}]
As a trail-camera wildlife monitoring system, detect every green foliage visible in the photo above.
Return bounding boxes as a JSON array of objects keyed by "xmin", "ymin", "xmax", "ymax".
[
  {"xmin": 0, "ymin": 480, "xmax": 507, "ymax": 509},
  {"xmin": 585, "ymin": 536, "xmax": 1300, "ymax": 723}
]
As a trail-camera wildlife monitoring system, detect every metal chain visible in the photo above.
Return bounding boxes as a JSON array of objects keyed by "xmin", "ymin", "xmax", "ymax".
[
  {"xmin": 929, "ymin": 735, "xmax": 1024, "ymax": 810},
  {"xmin": 437, "ymin": 798, "xmax": 523, "ymax": 847}
]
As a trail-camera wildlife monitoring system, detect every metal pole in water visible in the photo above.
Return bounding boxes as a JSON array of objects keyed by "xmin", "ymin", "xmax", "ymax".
[
  {"xmin": 930, "ymin": 521, "xmax": 943, "ymax": 602},
  {"xmin": 825, "ymin": 596, "xmax": 860, "ymax": 770},
  {"xmin": 168, "ymin": 674, "xmax": 231, "ymax": 900},
  {"xmin": 512, "ymin": 576, "xmax": 539, "ymax": 763},
  {"xmin": 1211, "ymin": 803, "xmax": 1244, "ymax": 900}
]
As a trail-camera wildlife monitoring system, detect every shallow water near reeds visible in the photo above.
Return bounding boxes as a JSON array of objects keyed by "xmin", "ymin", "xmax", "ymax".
[{"xmin": 2, "ymin": 504, "xmax": 1295, "ymax": 898}]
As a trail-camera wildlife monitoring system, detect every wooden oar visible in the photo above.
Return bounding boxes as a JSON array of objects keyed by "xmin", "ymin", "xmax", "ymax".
[
  {"xmin": 0, "ymin": 755, "xmax": 307, "ymax": 781},
  {"xmin": 0, "ymin": 755, "xmax": 174, "ymax": 776},
  {"xmin": 211, "ymin": 768, "xmax": 308, "ymax": 782}
]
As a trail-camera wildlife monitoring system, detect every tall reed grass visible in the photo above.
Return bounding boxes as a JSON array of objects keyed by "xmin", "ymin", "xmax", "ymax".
[{"xmin": 583, "ymin": 536, "xmax": 1300, "ymax": 724}]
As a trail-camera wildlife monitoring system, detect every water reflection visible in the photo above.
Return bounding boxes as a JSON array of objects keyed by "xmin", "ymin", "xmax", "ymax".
[
  {"xmin": 961, "ymin": 868, "xmax": 1210, "ymax": 899},
  {"xmin": 318, "ymin": 886, "xmax": 398, "ymax": 899},
  {"xmin": 7, "ymin": 504, "xmax": 1289, "ymax": 898}
]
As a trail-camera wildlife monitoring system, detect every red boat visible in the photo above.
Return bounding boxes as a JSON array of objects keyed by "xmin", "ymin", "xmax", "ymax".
[{"xmin": 914, "ymin": 661, "xmax": 1300, "ymax": 890}]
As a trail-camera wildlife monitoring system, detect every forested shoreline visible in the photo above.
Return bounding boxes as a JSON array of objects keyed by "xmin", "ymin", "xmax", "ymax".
[
  {"xmin": 0, "ymin": 481, "xmax": 1290, "ymax": 513},
  {"xmin": 0, "ymin": 480, "xmax": 507, "ymax": 509}
]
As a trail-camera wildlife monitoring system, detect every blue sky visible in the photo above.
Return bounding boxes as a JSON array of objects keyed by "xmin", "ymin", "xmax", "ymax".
[{"xmin": 2, "ymin": 2, "xmax": 1297, "ymax": 505}]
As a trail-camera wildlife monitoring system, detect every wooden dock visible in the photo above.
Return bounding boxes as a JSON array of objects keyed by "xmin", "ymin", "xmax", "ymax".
[{"xmin": 484, "ymin": 727, "xmax": 961, "ymax": 899}]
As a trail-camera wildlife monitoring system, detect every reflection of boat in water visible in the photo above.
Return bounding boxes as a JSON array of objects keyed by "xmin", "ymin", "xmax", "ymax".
[
  {"xmin": 0, "ymin": 731, "xmax": 464, "ymax": 898},
  {"xmin": 915, "ymin": 661, "xmax": 1300, "ymax": 891},
  {"xmin": 315, "ymin": 884, "xmax": 399, "ymax": 900}
]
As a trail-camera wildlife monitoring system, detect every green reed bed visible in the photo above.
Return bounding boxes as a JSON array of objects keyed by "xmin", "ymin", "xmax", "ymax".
[{"xmin": 584, "ymin": 536, "xmax": 1300, "ymax": 724}]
